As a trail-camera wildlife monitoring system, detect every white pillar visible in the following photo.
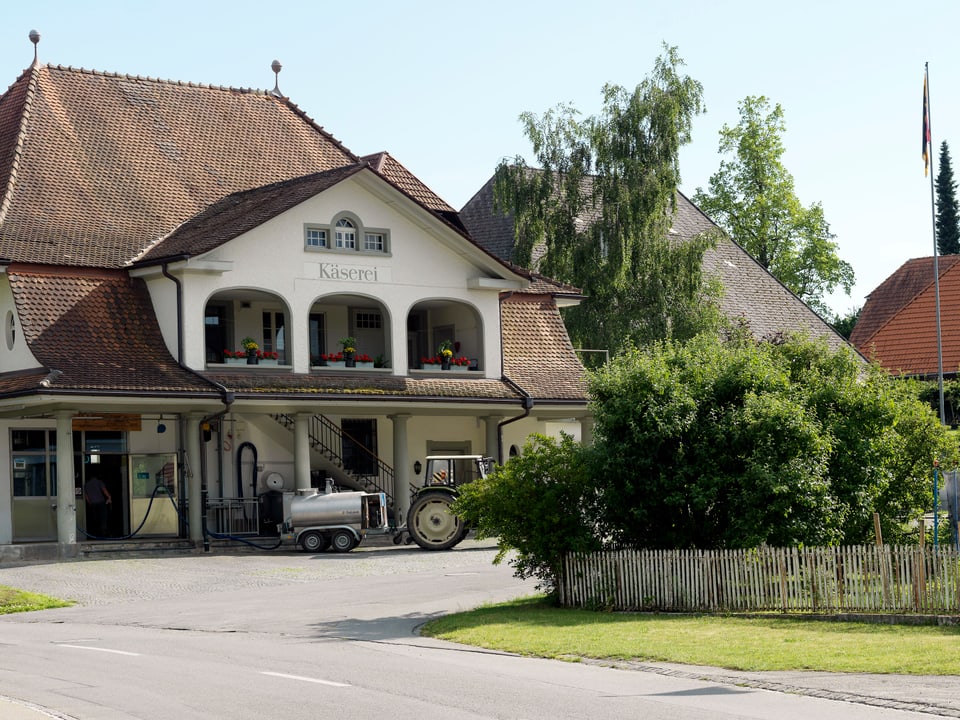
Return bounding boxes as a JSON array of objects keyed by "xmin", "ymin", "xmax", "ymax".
[
  {"xmin": 185, "ymin": 414, "xmax": 203, "ymax": 542},
  {"xmin": 484, "ymin": 416, "xmax": 502, "ymax": 464},
  {"xmin": 580, "ymin": 415, "xmax": 594, "ymax": 447},
  {"xmin": 389, "ymin": 414, "xmax": 411, "ymax": 528},
  {"xmin": 295, "ymin": 413, "xmax": 312, "ymax": 491},
  {"xmin": 55, "ymin": 410, "xmax": 76, "ymax": 546}
]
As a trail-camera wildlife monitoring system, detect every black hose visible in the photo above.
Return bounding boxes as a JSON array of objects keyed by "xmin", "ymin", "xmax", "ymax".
[
  {"xmin": 236, "ymin": 442, "xmax": 258, "ymax": 500},
  {"xmin": 78, "ymin": 484, "xmax": 180, "ymax": 541}
]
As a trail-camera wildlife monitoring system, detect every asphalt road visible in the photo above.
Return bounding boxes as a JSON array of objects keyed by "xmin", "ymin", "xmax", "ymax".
[{"xmin": 0, "ymin": 538, "xmax": 957, "ymax": 719}]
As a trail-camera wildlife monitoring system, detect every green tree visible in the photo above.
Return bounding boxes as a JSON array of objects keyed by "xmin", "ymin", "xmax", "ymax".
[
  {"xmin": 693, "ymin": 96, "xmax": 854, "ymax": 315},
  {"xmin": 830, "ymin": 306, "xmax": 860, "ymax": 339},
  {"xmin": 453, "ymin": 433, "xmax": 599, "ymax": 596},
  {"xmin": 588, "ymin": 332, "xmax": 954, "ymax": 548},
  {"xmin": 494, "ymin": 44, "xmax": 722, "ymax": 358},
  {"xmin": 936, "ymin": 140, "xmax": 960, "ymax": 255}
]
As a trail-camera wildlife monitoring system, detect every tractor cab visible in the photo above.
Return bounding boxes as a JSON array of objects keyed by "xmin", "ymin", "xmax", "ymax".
[{"xmin": 421, "ymin": 455, "xmax": 492, "ymax": 489}]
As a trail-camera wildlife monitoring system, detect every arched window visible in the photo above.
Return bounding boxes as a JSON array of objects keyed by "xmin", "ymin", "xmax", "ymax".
[{"xmin": 335, "ymin": 218, "xmax": 356, "ymax": 249}]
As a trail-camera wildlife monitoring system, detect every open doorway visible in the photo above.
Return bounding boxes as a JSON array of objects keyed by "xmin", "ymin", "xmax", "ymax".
[{"xmin": 75, "ymin": 431, "xmax": 128, "ymax": 540}]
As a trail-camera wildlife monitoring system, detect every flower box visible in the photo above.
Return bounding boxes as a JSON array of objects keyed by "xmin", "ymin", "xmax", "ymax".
[
  {"xmin": 447, "ymin": 364, "xmax": 470, "ymax": 372},
  {"xmin": 355, "ymin": 361, "xmax": 375, "ymax": 369},
  {"xmin": 259, "ymin": 359, "xmax": 279, "ymax": 367},
  {"xmin": 326, "ymin": 360, "xmax": 346, "ymax": 369}
]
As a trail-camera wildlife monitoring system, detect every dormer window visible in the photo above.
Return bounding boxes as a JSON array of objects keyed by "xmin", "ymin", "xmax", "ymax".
[
  {"xmin": 305, "ymin": 213, "xmax": 390, "ymax": 255},
  {"xmin": 335, "ymin": 218, "xmax": 356, "ymax": 249}
]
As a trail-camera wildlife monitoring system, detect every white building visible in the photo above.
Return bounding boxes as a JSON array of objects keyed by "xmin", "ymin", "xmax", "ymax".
[{"xmin": 0, "ymin": 54, "xmax": 590, "ymax": 558}]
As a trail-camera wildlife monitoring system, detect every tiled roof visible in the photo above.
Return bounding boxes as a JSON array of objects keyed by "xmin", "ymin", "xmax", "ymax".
[
  {"xmin": 6, "ymin": 265, "xmax": 218, "ymax": 394},
  {"xmin": 362, "ymin": 151, "xmax": 465, "ymax": 232},
  {"xmin": 461, "ymin": 176, "xmax": 849, "ymax": 352},
  {"xmin": 521, "ymin": 273, "xmax": 584, "ymax": 297},
  {"xmin": 851, "ymin": 257, "xmax": 960, "ymax": 376},
  {"xmin": 362, "ymin": 152, "xmax": 455, "ymax": 214},
  {"xmin": 850, "ymin": 255, "xmax": 960, "ymax": 349},
  {"xmin": 202, "ymin": 371, "xmax": 526, "ymax": 402},
  {"xmin": 459, "ymin": 176, "xmax": 517, "ymax": 262},
  {"xmin": 501, "ymin": 294, "xmax": 589, "ymax": 400},
  {"xmin": 0, "ymin": 64, "xmax": 357, "ymax": 267},
  {"xmin": 137, "ymin": 165, "xmax": 364, "ymax": 263}
]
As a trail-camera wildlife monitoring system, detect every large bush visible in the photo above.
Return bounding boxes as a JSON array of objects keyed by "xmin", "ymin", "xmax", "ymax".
[
  {"xmin": 589, "ymin": 332, "xmax": 956, "ymax": 548},
  {"xmin": 455, "ymin": 333, "xmax": 955, "ymax": 592}
]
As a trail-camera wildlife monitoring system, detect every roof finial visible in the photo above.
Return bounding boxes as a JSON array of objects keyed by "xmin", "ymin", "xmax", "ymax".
[
  {"xmin": 270, "ymin": 59, "xmax": 283, "ymax": 97},
  {"xmin": 28, "ymin": 29, "xmax": 40, "ymax": 65}
]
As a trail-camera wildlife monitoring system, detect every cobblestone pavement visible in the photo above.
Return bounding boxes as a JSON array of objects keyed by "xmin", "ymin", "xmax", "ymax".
[{"xmin": 2, "ymin": 538, "xmax": 960, "ymax": 718}]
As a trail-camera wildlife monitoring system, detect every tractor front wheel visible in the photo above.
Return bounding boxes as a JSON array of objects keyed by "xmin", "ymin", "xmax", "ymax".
[{"xmin": 406, "ymin": 492, "xmax": 466, "ymax": 551}]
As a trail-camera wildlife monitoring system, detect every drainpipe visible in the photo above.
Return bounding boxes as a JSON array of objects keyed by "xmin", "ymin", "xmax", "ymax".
[
  {"xmin": 497, "ymin": 392, "xmax": 534, "ymax": 465},
  {"xmin": 199, "ymin": 387, "xmax": 235, "ymax": 552},
  {"xmin": 162, "ymin": 262, "xmax": 184, "ymax": 363}
]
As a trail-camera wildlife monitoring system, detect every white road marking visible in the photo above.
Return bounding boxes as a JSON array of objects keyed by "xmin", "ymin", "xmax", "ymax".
[
  {"xmin": 261, "ymin": 671, "xmax": 351, "ymax": 687},
  {"xmin": 56, "ymin": 644, "xmax": 141, "ymax": 656}
]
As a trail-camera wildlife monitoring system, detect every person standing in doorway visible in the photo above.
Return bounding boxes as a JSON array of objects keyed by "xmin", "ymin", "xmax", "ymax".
[{"xmin": 84, "ymin": 474, "xmax": 112, "ymax": 538}]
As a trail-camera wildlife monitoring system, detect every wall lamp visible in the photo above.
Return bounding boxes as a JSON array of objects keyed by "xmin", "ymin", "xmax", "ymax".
[{"xmin": 413, "ymin": 460, "xmax": 422, "ymax": 475}]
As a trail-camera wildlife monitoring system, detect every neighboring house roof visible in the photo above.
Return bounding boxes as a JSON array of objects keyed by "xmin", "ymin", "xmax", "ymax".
[
  {"xmin": 851, "ymin": 256, "xmax": 960, "ymax": 377},
  {"xmin": 459, "ymin": 176, "xmax": 516, "ymax": 262},
  {"xmin": 850, "ymin": 255, "xmax": 960, "ymax": 347},
  {"xmin": 6, "ymin": 265, "xmax": 217, "ymax": 394},
  {"xmin": 460, "ymin": 177, "xmax": 850, "ymax": 352},
  {"xmin": 0, "ymin": 63, "xmax": 357, "ymax": 267}
]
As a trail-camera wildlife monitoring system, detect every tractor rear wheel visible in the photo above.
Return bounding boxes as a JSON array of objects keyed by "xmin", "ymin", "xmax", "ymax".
[{"xmin": 406, "ymin": 492, "xmax": 465, "ymax": 551}]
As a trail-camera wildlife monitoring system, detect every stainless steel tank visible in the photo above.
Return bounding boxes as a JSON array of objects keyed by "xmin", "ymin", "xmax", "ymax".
[{"xmin": 289, "ymin": 490, "xmax": 368, "ymax": 528}]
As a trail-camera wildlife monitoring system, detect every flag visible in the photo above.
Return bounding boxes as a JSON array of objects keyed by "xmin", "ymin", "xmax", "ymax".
[{"xmin": 923, "ymin": 71, "xmax": 931, "ymax": 176}]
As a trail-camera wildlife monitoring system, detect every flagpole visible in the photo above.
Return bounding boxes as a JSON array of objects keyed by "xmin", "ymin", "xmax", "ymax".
[{"xmin": 926, "ymin": 62, "xmax": 945, "ymax": 425}]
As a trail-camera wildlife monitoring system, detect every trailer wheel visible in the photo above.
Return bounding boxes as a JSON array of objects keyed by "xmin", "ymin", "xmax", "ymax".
[
  {"xmin": 299, "ymin": 530, "xmax": 329, "ymax": 553},
  {"xmin": 406, "ymin": 492, "xmax": 464, "ymax": 551},
  {"xmin": 330, "ymin": 529, "xmax": 357, "ymax": 553}
]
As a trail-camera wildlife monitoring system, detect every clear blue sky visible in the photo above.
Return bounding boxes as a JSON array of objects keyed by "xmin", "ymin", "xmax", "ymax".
[{"xmin": 2, "ymin": 1, "xmax": 957, "ymax": 317}]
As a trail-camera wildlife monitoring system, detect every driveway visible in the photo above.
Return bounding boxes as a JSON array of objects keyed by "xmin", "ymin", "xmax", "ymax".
[{"xmin": 0, "ymin": 538, "xmax": 958, "ymax": 719}]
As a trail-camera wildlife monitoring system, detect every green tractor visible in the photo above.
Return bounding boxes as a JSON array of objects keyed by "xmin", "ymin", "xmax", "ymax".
[{"xmin": 404, "ymin": 455, "xmax": 493, "ymax": 550}]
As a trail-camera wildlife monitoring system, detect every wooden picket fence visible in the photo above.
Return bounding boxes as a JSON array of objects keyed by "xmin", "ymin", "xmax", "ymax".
[{"xmin": 560, "ymin": 545, "xmax": 960, "ymax": 614}]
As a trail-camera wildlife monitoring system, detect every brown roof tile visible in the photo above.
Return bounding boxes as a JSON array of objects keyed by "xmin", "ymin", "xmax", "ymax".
[
  {"xmin": 138, "ymin": 165, "xmax": 364, "ymax": 262},
  {"xmin": 0, "ymin": 64, "xmax": 357, "ymax": 267},
  {"xmin": 501, "ymin": 294, "xmax": 589, "ymax": 400},
  {"xmin": 7, "ymin": 265, "xmax": 217, "ymax": 393},
  {"xmin": 362, "ymin": 152, "xmax": 456, "ymax": 214}
]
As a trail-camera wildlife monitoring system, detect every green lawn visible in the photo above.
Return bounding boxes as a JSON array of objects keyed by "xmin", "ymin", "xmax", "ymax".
[
  {"xmin": 421, "ymin": 595, "xmax": 960, "ymax": 675},
  {"xmin": 0, "ymin": 584, "xmax": 73, "ymax": 614}
]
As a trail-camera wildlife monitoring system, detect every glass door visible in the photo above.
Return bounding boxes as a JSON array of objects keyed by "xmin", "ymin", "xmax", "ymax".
[{"xmin": 11, "ymin": 430, "xmax": 57, "ymax": 542}]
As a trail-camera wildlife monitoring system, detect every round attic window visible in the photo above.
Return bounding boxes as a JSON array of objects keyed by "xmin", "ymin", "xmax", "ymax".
[{"xmin": 5, "ymin": 311, "xmax": 15, "ymax": 350}]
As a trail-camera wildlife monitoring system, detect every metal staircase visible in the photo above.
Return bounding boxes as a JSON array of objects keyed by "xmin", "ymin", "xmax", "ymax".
[{"xmin": 271, "ymin": 413, "xmax": 416, "ymax": 508}]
